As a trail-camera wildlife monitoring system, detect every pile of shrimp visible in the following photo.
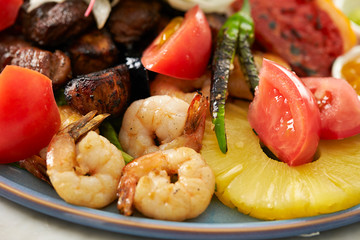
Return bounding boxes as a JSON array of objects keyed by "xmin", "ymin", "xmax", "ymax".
[
  {"xmin": 19, "ymin": 50, "xmax": 290, "ymax": 221},
  {"xmin": 16, "ymin": 43, "xmax": 294, "ymax": 221},
  {"xmin": 117, "ymin": 92, "xmax": 215, "ymax": 220},
  {"xmin": 21, "ymin": 88, "xmax": 215, "ymax": 220}
]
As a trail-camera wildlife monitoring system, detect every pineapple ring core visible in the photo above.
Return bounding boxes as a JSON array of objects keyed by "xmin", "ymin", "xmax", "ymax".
[{"xmin": 201, "ymin": 100, "xmax": 360, "ymax": 220}]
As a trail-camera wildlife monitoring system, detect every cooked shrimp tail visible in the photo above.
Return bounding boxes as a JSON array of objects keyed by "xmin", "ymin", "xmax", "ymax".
[
  {"xmin": 185, "ymin": 92, "xmax": 208, "ymax": 133},
  {"xmin": 19, "ymin": 155, "xmax": 50, "ymax": 185},
  {"xmin": 117, "ymin": 151, "xmax": 165, "ymax": 216},
  {"xmin": 160, "ymin": 92, "xmax": 209, "ymax": 152},
  {"xmin": 64, "ymin": 110, "xmax": 110, "ymax": 141},
  {"xmin": 183, "ymin": 92, "xmax": 209, "ymax": 149},
  {"xmin": 117, "ymin": 175, "xmax": 137, "ymax": 215}
]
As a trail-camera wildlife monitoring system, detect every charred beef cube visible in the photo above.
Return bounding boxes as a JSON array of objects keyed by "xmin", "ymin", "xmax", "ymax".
[
  {"xmin": 0, "ymin": 35, "xmax": 72, "ymax": 87},
  {"xmin": 68, "ymin": 29, "xmax": 119, "ymax": 76},
  {"xmin": 11, "ymin": 48, "xmax": 72, "ymax": 87},
  {"xmin": 0, "ymin": 35, "xmax": 31, "ymax": 68},
  {"xmin": 65, "ymin": 65, "xmax": 131, "ymax": 116},
  {"xmin": 108, "ymin": 0, "xmax": 162, "ymax": 46},
  {"xmin": 20, "ymin": 0, "xmax": 95, "ymax": 47}
]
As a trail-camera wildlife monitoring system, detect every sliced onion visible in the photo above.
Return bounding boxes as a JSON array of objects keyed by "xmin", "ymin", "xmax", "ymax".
[
  {"xmin": 27, "ymin": 0, "xmax": 65, "ymax": 12},
  {"xmin": 83, "ymin": 0, "xmax": 111, "ymax": 29}
]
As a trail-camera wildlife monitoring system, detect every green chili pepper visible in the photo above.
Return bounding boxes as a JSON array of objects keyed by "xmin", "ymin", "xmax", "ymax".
[
  {"xmin": 210, "ymin": 0, "xmax": 257, "ymax": 153},
  {"xmin": 54, "ymin": 87, "xmax": 68, "ymax": 106},
  {"xmin": 236, "ymin": 0, "xmax": 260, "ymax": 93},
  {"xmin": 210, "ymin": 14, "xmax": 239, "ymax": 153},
  {"xmin": 100, "ymin": 120, "xmax": 133, "ymax": 164}
]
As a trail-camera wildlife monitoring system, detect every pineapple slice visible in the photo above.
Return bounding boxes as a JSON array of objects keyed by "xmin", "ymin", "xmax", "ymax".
[{"xmin": 201, "ymin": 100, "xmax": 360, "ymax": 220}]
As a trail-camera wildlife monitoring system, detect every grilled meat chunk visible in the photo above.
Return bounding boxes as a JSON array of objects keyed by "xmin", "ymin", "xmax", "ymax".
[
  {"xmin": 68, "ymin": 29, "xmax": 119, "ymax": 76},
  {"xmin": 20, "ymin": 0, "xmax": 95, "ymax": 46},
  {"xmin": 65, "ymin": 65, "xmax": 131, "ymax": 116},
  {"xmin": 0, "ymin": 35, "xmax": 71, "ymax": 87},
  {"xmin": 0, "ymin": 35, "xmax": 31, "ymax": 67},
  {"xmin": 108, "ymin": 0, "xmax": 162, "ymax": 46},
  {"xmin": 11, "ymin": 48, "xmax": 71, "ymax": 86}
]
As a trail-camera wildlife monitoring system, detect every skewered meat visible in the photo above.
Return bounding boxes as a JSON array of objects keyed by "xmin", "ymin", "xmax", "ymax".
[
  {"xmin": 20, "ymin": 0, "xmax": 95, "ymax": 47},
  {"xmin": 108, "ymin": 0, "xmax": 162, "ymax": 46},
  {"xmin": 68, "ymin": 29, "xmax": 119, "ymax": 76},
  {"xmin": 65, "ymin": 65, "xmax": 131, "ymax": 116},
  {"xmin": 0, "ymin": 35, "xmax": 71, "ymax": 87}
]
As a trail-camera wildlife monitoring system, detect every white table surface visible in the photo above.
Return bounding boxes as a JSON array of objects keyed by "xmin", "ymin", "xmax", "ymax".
[{"xmin": 2, "ymin": 196, "xmax": 360, "ymax": 240}]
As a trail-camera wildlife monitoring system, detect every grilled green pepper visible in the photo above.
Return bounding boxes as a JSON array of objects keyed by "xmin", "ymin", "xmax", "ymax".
[
  {"xmin": 100, "ymin": 120, "xmax": 133, "ymax": 164},
  {"xmin": 210, "ymin": 0, "xmax": 258, "ymax": 153},
  {"xmin": 236, "ymin": 0, "xmax": 259, "ymax": 94}
]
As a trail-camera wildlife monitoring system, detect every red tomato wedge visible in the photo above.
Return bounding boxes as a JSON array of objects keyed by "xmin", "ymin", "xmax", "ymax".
[
  {"xmin": 141, "ymin": 5, "xmax": 212, "ymax": 80},
  {"xmin": 0, "ymin": 0, "xmax": 23, "ymax": 31},
  {"xmin": 248, "ymin": 59, "xmax": 321, "ymax": 166},
  {"xmin": 302, "ymin": 77, "xmax": 360, "ymax": 140},
  {"xmin": 0, "ymin": 65, "xmax": 61, "ymax": 163}
]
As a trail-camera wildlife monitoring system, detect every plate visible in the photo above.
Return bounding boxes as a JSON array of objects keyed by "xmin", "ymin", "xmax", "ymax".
[{"xmin": 1, "ymin": 164, "xmax": 360, "ymax": 239}]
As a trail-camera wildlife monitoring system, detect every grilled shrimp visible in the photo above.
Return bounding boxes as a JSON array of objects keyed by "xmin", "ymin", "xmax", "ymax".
[
  {"xmin": 46, "ymin": 111, "xmax": 125, "ymax": 208},
  {"xmin": 117, "ymin": 147, "xmax": 215, "ymax": 221},
  {"xmin": 150, "ymin": 72, "xmax": 211, "ymax": 104},
  {"xmin": 150, "ymin": 65, "xmax": 251, "ymax": 102},
  {"xmin": 19, "ymin": 106, "xmax": 83, "ymax": 183},
  {"xmin": 119, "ymin": 93, "xmax": 208, "ymax": 158}
]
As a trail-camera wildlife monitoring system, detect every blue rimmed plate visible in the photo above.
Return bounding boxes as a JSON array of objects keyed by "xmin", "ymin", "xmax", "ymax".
[{"xmin": 1, "ymin": 164, "xmax": 360, "ymax": 240}]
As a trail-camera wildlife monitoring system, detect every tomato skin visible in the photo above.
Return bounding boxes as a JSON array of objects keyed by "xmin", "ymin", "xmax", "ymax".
[
  {"xmin": 248, "ymin": 59, "xmax": 321, "ymax": 166},
  {"xmin": 141, "ymin": 5, "xmax": 212, "ymax": 80},
  {"xmin": 0, "ymin": 65, "xmax": 61, "ymax": 163},
  {"xmin": 302, "ymin": 77, "xmax": 360, "ymax": 140},
  {"xmin": 0, "ymin": 0, "xmax": 23, "ymax": 31}
]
